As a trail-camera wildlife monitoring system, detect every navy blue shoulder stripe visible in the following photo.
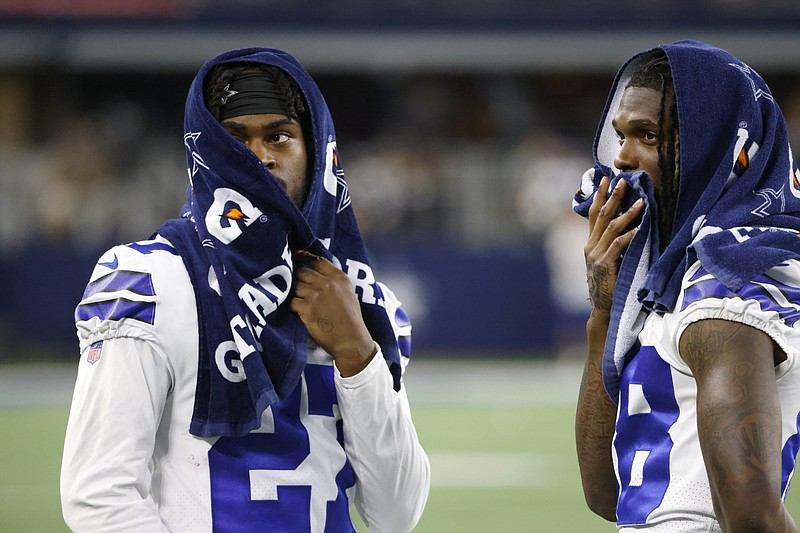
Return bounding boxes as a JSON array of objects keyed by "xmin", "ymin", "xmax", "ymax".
[
  {"xmin": 75, "ymin": 298, "xmax": 156, "ymax": 325},
  {"xmin": 128, "ymin": 241, "xmax": 179, "ymax": 255},
  {"xmin": 76, "ymin": 270, "xmax": 157, "ymax": 325},
  {"xmin": 82, "ymin": 270, "xmax": 156, "ymax": 300},
  {"xmin": 682, "ymin": 270, "xmax": 800, "ymax": 327}
]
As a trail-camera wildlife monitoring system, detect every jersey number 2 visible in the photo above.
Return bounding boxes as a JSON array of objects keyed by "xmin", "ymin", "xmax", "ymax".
[{"xmin": 208, "ymin": 364, "xmax": 356, "ymax": 532}]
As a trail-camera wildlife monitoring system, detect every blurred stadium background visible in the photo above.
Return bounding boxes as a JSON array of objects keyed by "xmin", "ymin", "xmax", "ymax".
[{"xmin": 2, "ymin": 0, "xmax": 800, "ymax": 530}]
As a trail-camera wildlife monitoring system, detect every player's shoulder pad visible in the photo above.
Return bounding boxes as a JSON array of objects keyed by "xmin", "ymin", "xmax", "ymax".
[
  {"xmin": 75, "ymin": 236, "xmax": 187, "ymax": 335},
  {"xmin": 680, "ymin": 258, "xmax": 800, "ymax": 328}
]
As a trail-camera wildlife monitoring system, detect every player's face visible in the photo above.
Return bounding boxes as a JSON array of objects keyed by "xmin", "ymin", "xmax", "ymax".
[
  {"xmin": 221, "ymin": 113, "xmax": 308, "ymax": 207},
  {"xmin": 611, "ymin": 86, "xmax": 665, "ymax": 189}
]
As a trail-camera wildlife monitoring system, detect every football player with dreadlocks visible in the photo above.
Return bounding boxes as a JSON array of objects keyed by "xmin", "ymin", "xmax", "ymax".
[{"xmin": 574, "ymin": 41, "xmax": 800, "ymax": 531}]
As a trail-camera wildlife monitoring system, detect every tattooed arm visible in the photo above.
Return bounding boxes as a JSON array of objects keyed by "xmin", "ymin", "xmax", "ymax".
[
  {"xmin": 575, "ymin": 314, "xmax": 618, "ymax": 521},
  {"xmin": 680, "ymin": 319, "xmax": 798, "ymax": 532},
  {"xmin": 576, "ymin": 177, "xmax": 643, "ymax": 520}
]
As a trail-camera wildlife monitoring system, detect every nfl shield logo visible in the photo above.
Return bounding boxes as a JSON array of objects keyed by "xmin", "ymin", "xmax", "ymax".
[{"xmin": 87, "ymin": 341, "xmax": 104, "ymax": 364}]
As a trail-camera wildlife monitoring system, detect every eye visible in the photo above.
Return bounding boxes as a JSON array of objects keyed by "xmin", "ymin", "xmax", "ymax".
[
  {"xmin": 643, "ymin": 131, "xmax": 658, "ymax": 142},
  {"xmin": 615, "ymin": 130, "xmax": 625, "ymax": 146},
  {"xmin": 268, "ymin": 132, "xmax": 291, "ymax": 144}
]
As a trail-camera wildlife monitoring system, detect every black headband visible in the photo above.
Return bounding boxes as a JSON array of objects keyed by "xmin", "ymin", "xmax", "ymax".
[{"xmin": 219, "ymin": 71, "xmax": 292, "ymax": 120}]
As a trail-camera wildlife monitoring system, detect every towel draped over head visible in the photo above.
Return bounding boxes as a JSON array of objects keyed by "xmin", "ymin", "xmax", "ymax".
[
  {"xmin": 573, "ymin": 40, "xmax": 800, "ymax": 401},
  {"xmin": 157, "ymin": 48, "xmax": 402, "ymax": 437}
]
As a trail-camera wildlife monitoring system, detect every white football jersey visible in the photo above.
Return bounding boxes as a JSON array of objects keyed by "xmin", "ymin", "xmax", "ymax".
[
  {"xmin": 61, "ymin": 236, "xmax": 429, "ymax": 533},
  {"xmin": 614, "ymin": 259, "xmax": 800, "ymax": 532}
]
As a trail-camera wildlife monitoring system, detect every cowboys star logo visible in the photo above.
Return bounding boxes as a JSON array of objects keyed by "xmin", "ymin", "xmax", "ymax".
[
  {"xmin": 729, "ymin": 62, "xmax": 774, "ymax": 104},
  {"xmin": 184, "ymin": 131, "xmax": 210, "ymax": 179},
  {"xmin": 221, "ymin": 83, "xmax": 238, "ymax": 104}
]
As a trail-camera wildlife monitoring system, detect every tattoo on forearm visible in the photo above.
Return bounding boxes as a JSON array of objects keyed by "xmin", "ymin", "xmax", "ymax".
[
  {"xmin": 577, "ymin": 361, "xmax": 616, "ymax": 438},
  {"xmin": 587, "ymin": 264, "xmax": 613, "ymax": 312},
  {"xmin": 576, "ymin": 360, "xmax": 618, "ymax": 496}
]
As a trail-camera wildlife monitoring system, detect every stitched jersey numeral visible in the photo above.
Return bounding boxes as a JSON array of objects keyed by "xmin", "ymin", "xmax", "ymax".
[
  {"xmin": 615, "ymin": 346, "xmax": 679, "ymax": 525},
  {"xmin": 208, "ymin": 364, "xmax": 356, "ymax": 532}
]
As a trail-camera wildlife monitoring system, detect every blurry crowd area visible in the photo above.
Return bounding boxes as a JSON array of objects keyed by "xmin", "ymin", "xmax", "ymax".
[
  {"xmin": 3, "ymin": 65, "xmax": 800, "ymax": 361},
  {"xmin": 2, "ymin": 0, "xmax": 800, "ymax": 361},
  {"xmin": 0, "ymin": 69, "xmax": 596, "ymax": 359}
]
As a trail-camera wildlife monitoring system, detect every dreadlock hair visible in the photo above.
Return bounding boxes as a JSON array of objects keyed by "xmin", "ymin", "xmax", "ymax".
[
  {"xmin": 626, "ymin": 50, "xmax": 680, "ymax": 250},
  {"xmin": 203, "ymin": 62, "xmax": 310, "ymax": 136}
]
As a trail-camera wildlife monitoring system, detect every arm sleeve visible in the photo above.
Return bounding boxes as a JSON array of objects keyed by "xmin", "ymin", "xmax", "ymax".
[
  {"xmin": 60, "ymin": 336, "xmax": 172, "ymax": 533},
  {"xmin": 334, "ymin": 350, "xmax": 430, "ymax": 533}
]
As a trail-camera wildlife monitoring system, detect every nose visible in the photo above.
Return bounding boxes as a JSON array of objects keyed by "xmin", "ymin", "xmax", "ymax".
[
  {"xmin": 614, "ymin": 139, "xmax": 637, "ymax": 173},
  {"xmin": 249, "ymin": 142, "xmax": 277, "ymax": 169}
]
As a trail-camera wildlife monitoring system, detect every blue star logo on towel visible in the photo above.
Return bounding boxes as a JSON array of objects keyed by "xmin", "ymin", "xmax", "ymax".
[
  {"xmin": 184, "ymin": 131, "xmax": 210, "ymax": 178},
  {"xmin": 752, "ymin": 186, "xmax": 786, "ymax": 218},
  {"xmin": 729, "ymin": 62, "xmax": 774, "ymax": 103},
  {"xmin": 332, "ymin": 147, "xmax": 351, "ymax": 213},
  {"xmin": 323, "ymin": 141, "xmax": 351, "ymax": 213},
  {"xmin": 337, "ymin": 172, "xmax": 351, "ymax": 214}
]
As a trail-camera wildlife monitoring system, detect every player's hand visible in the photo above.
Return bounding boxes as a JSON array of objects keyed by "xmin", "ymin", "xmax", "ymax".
[
  {"xmin": 584, "ymin": 176, "xmax": 643, "ymax": 321},
  {"xmin": 290, "ymin": 250, "xmax": 376, "ymax": 376}
]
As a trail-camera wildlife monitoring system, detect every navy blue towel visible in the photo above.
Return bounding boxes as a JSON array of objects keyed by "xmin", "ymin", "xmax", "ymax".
[
  {"xmin": 158, "ymin": 48, "xmax": 401, "ymax": 437},
  {"xmin": 573, "ymin": 40, "xmax": 800, "ymax": 401}
]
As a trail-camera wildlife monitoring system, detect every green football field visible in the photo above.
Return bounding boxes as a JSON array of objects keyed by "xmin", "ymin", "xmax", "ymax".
[{"xmin": 2, "ymin": 359, "xmax": 800, "ymax": 532}]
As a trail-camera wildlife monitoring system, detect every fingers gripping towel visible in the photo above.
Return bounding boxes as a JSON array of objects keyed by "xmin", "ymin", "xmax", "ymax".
[
  {"xmin": 573, "ymin": 40, "xmax": 800, "ymax": 402},
  {"xmin": 158, "ymin": 48, "xmax": 402, "ymax": 438},
  {"xmin": 574, "ymin": 167, "xmax": 659, "ymax": 401}
]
